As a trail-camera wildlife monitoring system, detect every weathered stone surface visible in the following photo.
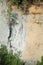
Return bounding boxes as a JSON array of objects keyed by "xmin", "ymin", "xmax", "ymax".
[
  {"xmin": 29, "ymin": 5, "xmax": 43, "ymax": 14},
  {"xmin": 22, "ymin": 14, "xmax": 43, "ymax": 61},
  {"xmin": 0, "ymin": 1, "xmax": 43, "ymax": 63}
]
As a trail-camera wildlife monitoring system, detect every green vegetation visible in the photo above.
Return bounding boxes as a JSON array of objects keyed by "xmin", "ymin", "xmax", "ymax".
[
  {"xmin": 7, "ymin": 0, "xmax": 43, "ymax": 13},
  {"xmin": 7, "ymin": 0, "xmax": 43, "ymax": 5},
  {"xmin": 0, "ymin": 45, "xmax": 24, "ymax": 65},
  {"xmin": 0, "ymin": 45, "xmax": 43, "ymax": 65},
  {"xmin": 36, "ymin": 56, "xmax": 43, "ymax": 65}
]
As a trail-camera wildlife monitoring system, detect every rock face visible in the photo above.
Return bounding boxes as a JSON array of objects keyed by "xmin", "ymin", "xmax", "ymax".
[
  {"xmin": 22, "ymin": 5, "xmax": 43, "ymax": 61},
  {"xmin": 0, "ymin": 1, "xmax": 26, "ymax": 51},
  {"xmin": 29, "ymin": 5, "xmax": 43, "ymax": 14},
  {"xmin": 0, "ymin": 1, "xmax": 43, "ymax": 63},
  {"xmin": 0, "ymin": 0, "xmax": 9, "ymax": 45},
  {"xmin": 12, "ymin": 5, "xmax": 43, "ymax": 61},
  {"xmin": 23, "ymin": 15, "xmax": 43, "ymax": 60}
]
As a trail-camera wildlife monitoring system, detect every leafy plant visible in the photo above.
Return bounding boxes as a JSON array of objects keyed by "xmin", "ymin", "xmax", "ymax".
[
  {"xmin": 0, "ymin": 45, "xmax": 24, "ymax": 65},
  {"xmin": 36, "ymin": 56, "xmax": 43, "ymax": 65}
]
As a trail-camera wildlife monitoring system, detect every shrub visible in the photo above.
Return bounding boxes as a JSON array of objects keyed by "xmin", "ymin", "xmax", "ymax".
[
  {"xmin": 36, "ymin": 56, "xmax": 43, "ymax": 65},
  {"xmin": 0, "ymin": 45, "xmax": 24, "ymax": 65}
]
